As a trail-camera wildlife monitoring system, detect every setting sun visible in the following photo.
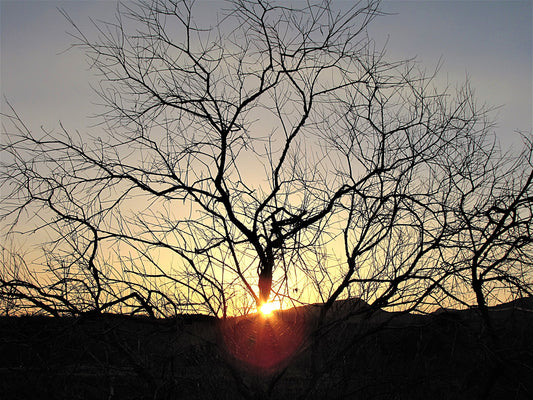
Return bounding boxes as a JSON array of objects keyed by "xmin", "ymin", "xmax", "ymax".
[{"xmin": 259, "ymin": 302, "xmax": 278, "ymax": 316}]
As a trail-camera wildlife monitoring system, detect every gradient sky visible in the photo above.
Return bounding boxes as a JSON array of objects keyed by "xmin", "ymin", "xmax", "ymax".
[{"xmin": 1, "ymin": 0, "xmax": 532, "ymax": 151}]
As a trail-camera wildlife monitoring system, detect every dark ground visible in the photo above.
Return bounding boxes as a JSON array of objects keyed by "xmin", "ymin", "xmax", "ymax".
[{"xmin": 1, "ymin": 298, "xmax": 532, "ymax": 399}]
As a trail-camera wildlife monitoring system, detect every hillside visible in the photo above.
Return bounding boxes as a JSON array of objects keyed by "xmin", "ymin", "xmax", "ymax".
[{"xmin": 1, "ymin": 298, "xmax": 532, "ymax": 399}]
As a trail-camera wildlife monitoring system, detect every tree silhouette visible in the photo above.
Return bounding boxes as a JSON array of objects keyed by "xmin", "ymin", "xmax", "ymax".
[
  {"xmin": 1, "ymin": 0, "xmax": 531, "ymax": 323},
  {"xmin": 2, "ymin": 2, "xmax": 533, "ymax": 399}
]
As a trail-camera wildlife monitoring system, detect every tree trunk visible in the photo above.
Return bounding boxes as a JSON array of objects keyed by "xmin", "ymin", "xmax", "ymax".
[{"xmin": 258, "ymin": 268, "xmax": 273, "ymax": 305}]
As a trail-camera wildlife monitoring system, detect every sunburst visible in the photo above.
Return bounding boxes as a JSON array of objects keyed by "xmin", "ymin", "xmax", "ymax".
[{"xmin": 259, "ymin": 301, "xmax": 278, "ymax": 316}]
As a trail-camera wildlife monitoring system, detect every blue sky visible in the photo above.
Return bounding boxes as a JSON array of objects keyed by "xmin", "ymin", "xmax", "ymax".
[{"xmin": 1, "ymin": 0, "xmax": 531, "ymax": 150}]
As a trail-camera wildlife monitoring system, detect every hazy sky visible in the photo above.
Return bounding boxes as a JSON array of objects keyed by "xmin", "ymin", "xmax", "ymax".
[{"xmin": 1, "ymin": 0, "xmax": 532, "ymax": 150}]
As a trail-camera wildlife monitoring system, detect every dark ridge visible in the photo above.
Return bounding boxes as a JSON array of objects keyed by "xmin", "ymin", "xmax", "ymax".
[{"xmin": 1, "ymin": 297, "xmax": 531, "ymax": 399}]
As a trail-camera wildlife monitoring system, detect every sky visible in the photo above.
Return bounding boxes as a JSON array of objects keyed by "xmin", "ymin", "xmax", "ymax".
[{"xmin": 1, "ymin": 0, "xmax": 532, "ymax": 149}]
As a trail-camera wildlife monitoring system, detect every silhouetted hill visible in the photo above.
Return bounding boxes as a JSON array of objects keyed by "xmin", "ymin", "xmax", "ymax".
[{"xmin": 1, "ymin": 298, "xmax": 532, "ymax": 399}]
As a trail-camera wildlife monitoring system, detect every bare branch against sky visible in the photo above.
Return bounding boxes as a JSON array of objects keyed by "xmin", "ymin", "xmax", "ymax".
[
  {"xmin": 1, "ymin": 4, "xmax": 532, "ymax": 399},
  {"xmin": 0, "ymin": 0, "xmax": 531, "ymax": 319},
  {"xmin": 2, "ymin": 1, "xmax": 531, "ymax": 146}
]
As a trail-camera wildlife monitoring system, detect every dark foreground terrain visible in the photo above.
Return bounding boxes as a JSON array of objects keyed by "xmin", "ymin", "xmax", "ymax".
[{"xmin": 1, "ymin": 298, "xmax": 532, "ymax": 399}]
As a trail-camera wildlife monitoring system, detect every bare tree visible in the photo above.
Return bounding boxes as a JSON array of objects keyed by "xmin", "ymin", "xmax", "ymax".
[
  {"xmin": 1, "ymin": 0, "xmax": 531, "ymax": 324},
  {"xmin": 2, "ymin": 2, "xmax": 533, "ymax": 400}
]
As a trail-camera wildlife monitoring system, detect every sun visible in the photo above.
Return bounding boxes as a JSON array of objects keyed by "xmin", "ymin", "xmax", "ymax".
[{"xmin": 259, "ymin": 301, "xmax": 278, "ymax": 316}]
